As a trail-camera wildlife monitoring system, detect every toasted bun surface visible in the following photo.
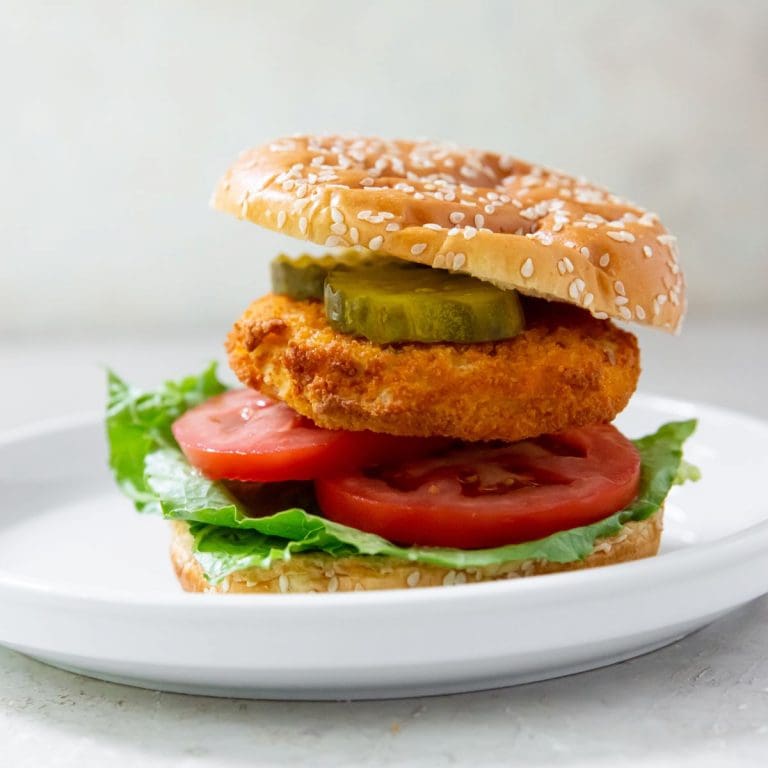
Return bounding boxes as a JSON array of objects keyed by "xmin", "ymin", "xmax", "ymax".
[
  {"xmin": 226, "ymin": 293, "xmax": 639, "ymax": 442},
  {"xmin": 212, "ymin": 135, "xmax": 684, "ymax": 332},
  {"xmin": 171, "ymin": 511, "xmax": 662, "ymax": 594}
]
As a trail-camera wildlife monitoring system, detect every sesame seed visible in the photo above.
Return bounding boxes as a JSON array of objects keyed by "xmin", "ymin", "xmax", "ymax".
[
  {"xmin": 296, "ymin": 183, "xmax": 308, "ymax": 198},
  {"xmin": 569, "ymin": 279, "xmax": 583, "ymax": 300},
  {"xmin": 520, "ymin": 201, "xmax": 549, "ymax": 221},
  {"xmin": 557, "ymin": 260, "xmax": 566, "ymax": 275},
  {"xmin": 385, "ymin": 223, "xmax": 401, "ymax": 232},
  {"xmin": 580, "ymin": 246, "xmax": 591, "ymax": 259},
  {"xmin": 463, "ymin": 226, "xmax": 478, "ymax": 240},
  {"xmin": 423, "ymin": 223, "xmax": 443, "ymax": 231},
  {"xmin": 299, "ymin": 216, "xmax": 308, "ymax": 234},
  {"xmin": 606, "ymin": 230, "xmax": 635, "ymax": 243},
  {"xmin": 619, "ymin": 306, "xmax": 632, "ymax": 320},
  {"xmin": 360, "ymin": 177, "xmax": 374, "ymax": 186},
  {"xmin": 520, "ymin": 258, "xmax": 534, "ymax": 278},
  {"xmin": 449, "ymin": 211, "xmax": 465, "ymax": 224},
  {"xmin": 442, "ymin": 570, "xmax": 457, "ymax": 586},
  {"xmin": 349, "ymin": 227, "xmax": 359, "ymax": 244},
  {"xmin": 636, "ymin": 305, "xmax": 646, "ymax": 320},
  {"xmin": 530, "ymin": 230, "xmax": 553, "ymax": 245},
  {"xmin": 276, "ymin": 210, "xmax": 287, "ymax": 229},
  {"xmin": 278, "ymin": 574, "xmax": 289, "ymax": 593},
  {"xmin": 432, "ymin": 253, "xmax": 447, "ymax": 268},
  {"xmin": 563, "ymin": 256, "xmax": 574, "ymax": 273},
  {"xmin": 368, "ymin": 235, "xmax": 383, "ymax": 250},
  {"xmin": 325, "ymin": 235, "xmax": 345, "ymax": 247},
  {"xmin": 583, "ymin": 292, "xmax": 594, "ymax": 308},
  {"xmin": 357, "ymin": 210, "xmax": 372, "ymax": 220},
  {"xmin": 452, "ymin": 252, "xmax": 466, "ymax": 269},
  {"xmin": 615, "ymin": 296, "xmax": 629, "ymax": 306},
  {"xmin": 657, "ymin": 234, "xmax": 677, "ymax": 246},
  {"xmin": 407, "ymin": 571, "xmax": 421, "ymax": 588},
  {"xmin": 328, "ymin": 575, "xmax": 339, "ymax": 593},
  {"xmin": 330, "ymin": 222, "xmax": 347, "ymax": 235},
  {"xmin": 594, "ymin": 311, "xmax": 608, "ymax": 319},
  {"xmin": 331, "ymin": 207, "xmax": 343, "ymax": 223},
  {"xmin": 599, "ymin": 253, "xmax": 610, "ymax": 268},
  {"xmin": 411, "ymin": 243, "xmax": 427, "ymax": 255},
  {"xmin": 474, "ymin": 214, "xmax": 485, "ymax": 228},
  {"xmin": 614, "ymin": 280, "xmax": 626, "ymax": 296},
  {"xmin": 643, "ymin": 245, "xmax": 653, "ymax": 258}
]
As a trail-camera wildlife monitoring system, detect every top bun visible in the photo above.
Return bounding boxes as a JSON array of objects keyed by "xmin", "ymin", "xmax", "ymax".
[{"xmin": 212, "ymin": 135, "xmax": 685, "ymax": 332}]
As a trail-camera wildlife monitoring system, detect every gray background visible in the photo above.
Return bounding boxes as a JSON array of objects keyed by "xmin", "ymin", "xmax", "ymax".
[{"xmin": 2, "ymin": 0, "xmax": 767, "ymax": 339}]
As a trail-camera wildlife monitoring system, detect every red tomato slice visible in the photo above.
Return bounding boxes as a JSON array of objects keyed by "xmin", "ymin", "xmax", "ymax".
[
  {"xmin": 315, "ymin": 425, "xmax": 641, "ymax": 548},
  {"xmin": 172, "ymin": 389, "xmax": 447, "ymax": 482}
]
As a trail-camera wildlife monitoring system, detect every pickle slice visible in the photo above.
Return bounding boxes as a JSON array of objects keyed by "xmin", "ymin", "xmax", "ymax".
[
  {"xmin": 271, "ymin": 251, "xmax": 370, "ymax": 301},
  {"xmin": 324, "ymin": 260, "xmax": 525, "ymax": 344}
]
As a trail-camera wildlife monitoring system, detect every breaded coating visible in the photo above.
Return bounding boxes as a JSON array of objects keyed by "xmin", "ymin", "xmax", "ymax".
[{"xmin": 226, "ymin": 295, "xmax": 640, "ymax": 443}]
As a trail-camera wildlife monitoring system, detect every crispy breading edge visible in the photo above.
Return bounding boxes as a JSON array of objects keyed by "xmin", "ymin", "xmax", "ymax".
[{"xmin": 226, "ymin": 295, "xmax": 640, "ymax": 442}]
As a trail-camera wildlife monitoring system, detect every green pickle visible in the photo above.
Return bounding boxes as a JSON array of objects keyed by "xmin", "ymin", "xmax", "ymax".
[
  {"xmin": 271, "ymin": 251, "xmax": 370, "ymax": 301},
  {"xmin": 324, "ymin": 259, "xmax": 525, "ymax": 344}
]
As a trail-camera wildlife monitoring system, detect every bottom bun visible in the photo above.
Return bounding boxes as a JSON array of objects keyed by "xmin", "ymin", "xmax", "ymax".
[{"xmin": 170, "ymin": 511, "xmax": 663, "ymax": 594}]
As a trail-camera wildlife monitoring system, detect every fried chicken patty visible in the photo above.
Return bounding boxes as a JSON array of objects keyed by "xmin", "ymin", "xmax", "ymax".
[{"xmin": 226, "ymin": 294, "xmax": 640, "ymax": 443}]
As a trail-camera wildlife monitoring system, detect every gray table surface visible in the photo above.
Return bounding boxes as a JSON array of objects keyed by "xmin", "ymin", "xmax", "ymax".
[{"xmin": 1, "ymin": 316, "xmax": 766, "ymax": 767}]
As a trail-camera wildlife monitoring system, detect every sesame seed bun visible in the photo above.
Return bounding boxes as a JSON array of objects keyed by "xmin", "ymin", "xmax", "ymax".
[
  {"xmin": 212, "ymin": 135, "xmax": 685, "ymax": 332},
  {"xmin": 170, "ymin": 511, "xmax": 663, "ymax": 594}
]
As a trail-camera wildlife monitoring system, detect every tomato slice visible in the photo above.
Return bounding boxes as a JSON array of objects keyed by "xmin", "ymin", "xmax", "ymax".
[
  {"xmin": 172, "ymin": 389, "xmax": 447, "ymax": 482},
  {"xmin": 315, "ymin": 425, "xmax": 641, "ymax": 548}
]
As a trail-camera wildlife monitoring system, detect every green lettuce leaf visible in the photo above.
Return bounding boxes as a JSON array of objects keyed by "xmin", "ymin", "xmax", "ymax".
[
  {"xmin": 107, "ymin": 366, "xmax": 699, "ymax": 583},
  {"xmin": 106, "ymin": 364, "xmax": 226, "ymax": 514}
]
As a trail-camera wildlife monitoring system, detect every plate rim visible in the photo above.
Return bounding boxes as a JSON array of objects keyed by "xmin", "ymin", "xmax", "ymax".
[{"xmin": 1, "ymin": 393, "xmax": 767, "ymax": 610}]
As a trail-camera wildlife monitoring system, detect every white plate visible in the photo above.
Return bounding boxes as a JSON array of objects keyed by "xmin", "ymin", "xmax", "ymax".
[{"xmin": 0, "ymin": 394, "xmax": 767, "ymax": 700}]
